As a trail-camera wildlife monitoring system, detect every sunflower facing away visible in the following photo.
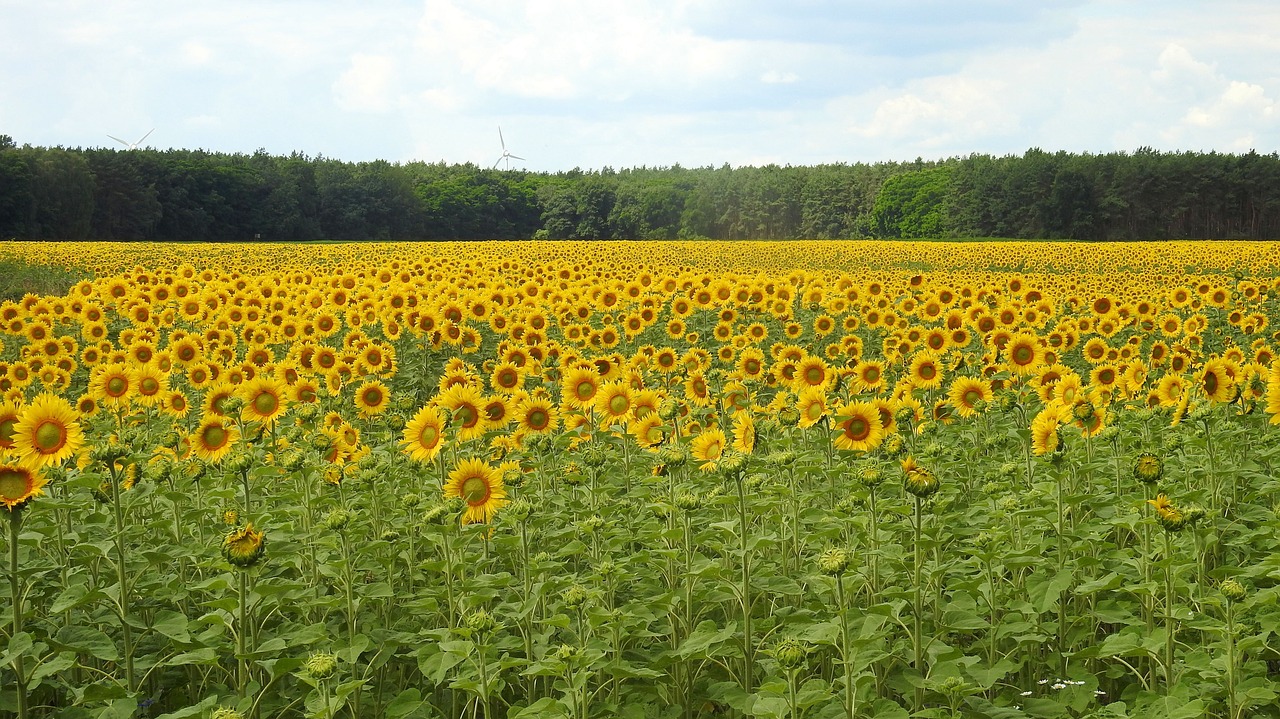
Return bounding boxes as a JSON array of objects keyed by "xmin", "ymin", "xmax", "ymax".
[
  {"xmin": 222, "ymin": 522, "xmax": 266, "ymax": 567},
  {"xmin": 443, "ymin": 457, "xmax": 508, "ymax": 525}
]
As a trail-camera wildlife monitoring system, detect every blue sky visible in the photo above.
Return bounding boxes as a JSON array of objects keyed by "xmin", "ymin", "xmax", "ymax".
[{"xmin": 2, "ymin": 0, "xmax": 1276, "ymax": 170}]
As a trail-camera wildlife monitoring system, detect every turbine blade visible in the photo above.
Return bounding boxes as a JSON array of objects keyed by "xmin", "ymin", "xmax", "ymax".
[
  {"xmin": 107, "ymin": 134, "xmax": 130, "ymax": 147},
  {"xmin": 508, "ymin": 154, "xmax": 526, "ymax": 161},
  {"xmin": 136, "ymin": 128, "xmax": 154, "ymax": 145},
  {"xmin": 493, "ymin": 157, "xmax": 503, "ymax": 169},
  {"xmin": 498, "ymin": 126, "xmax": 505, "ymax": 150}
]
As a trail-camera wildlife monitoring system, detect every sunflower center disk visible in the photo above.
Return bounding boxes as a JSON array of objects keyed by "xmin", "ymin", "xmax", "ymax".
[
  {"xmin": 204, "ymin": 426, "xmax": 228, "ymax": 448},
  {"xmin": 0, "ymin": 419, "xmax": 16, "ymax": 447},
  {"xmin": 107, "ymin": 377, "xmax": 128, "ymax": 396},
  {"xmin": 0, "ymin": 469, "xmax": 29, "ymax": 500},
  {"xmin": 609, "ymin": 396, "xmax": 629, "ymax": 415},
  {"xmin": 255, "ymin": 394, "xmax": 279, "ymax": 415},
  {"xmin": 34, "ymin": 421, "xmax": 66, "ymax": 453},
  {"xmin": 461, "ymin": 476, "xmax": 489, "ymax": 505}
]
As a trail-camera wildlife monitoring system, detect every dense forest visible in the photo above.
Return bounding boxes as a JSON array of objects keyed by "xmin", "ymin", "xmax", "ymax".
[{"xmin": 2, "ymin": 134, "xmax": 1279, "ymax": 241}]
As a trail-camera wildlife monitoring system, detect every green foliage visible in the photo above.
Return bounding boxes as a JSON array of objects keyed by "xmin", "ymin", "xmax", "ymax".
[
  {"xmin": 0, "ymin": 256, "xmax": 87, "ymax": 301},
  {"xmin": 872, "ymin": 165, "xmax": 953, "ymax": 238},
  {"xmin": 1, "ymin": 140, "xmax": 1280, "ymax": 241}
]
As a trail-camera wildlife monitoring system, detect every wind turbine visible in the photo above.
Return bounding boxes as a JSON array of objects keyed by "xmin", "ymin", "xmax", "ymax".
[
  {"xmin": 492, "ymin": 127, "xmax": 525, "ymax": 170},
  {"xmin": 107, "ymin": 129, "xmax": 155, "ymax": 150}
]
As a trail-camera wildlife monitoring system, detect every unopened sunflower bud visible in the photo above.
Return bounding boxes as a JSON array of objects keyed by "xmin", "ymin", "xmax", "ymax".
[
  {"xmin": 579, "ymin": 515, "xmax": 605, "ymax": 534},
  {"xmin": 305, "ymin": 652, "xmax": 337, "ymax": 680},
  {"xmin": 324, "ymin": 508, "xmax": 351, "ymax": 531},
  {"xmin": 394, "ymin": 395, "xmax": 416, "ymax": 411},
  {"xmin": 772, "ymin": 638, "xmax": 808, "ymax": 670},
  {"xmin": 386, "ymin": 414, "xmax": 406, "ymax": 431},
  {"xmin": 596, "ymin": 559, "xmax": 618, "ymax": 579},
  {"xmin": 858, "ymin": 464, "xmax": 884, "ymax": 487},
  {"xmin": 1133, "ymin": 453, "xmax": 1163, "ymax": 484},
  {"xmin": 657, "ymin": 400, "xmax": 680, "ymax": 420},
  {"xmin": 226, "ymin": 453, "xmax": 254, "ymax": 474},
  {"xmin": 380, "ymin": 529, "xmax": 401, "ymax": 542},
  {"xmin": 894, "ymin": 406, "xmax": 916, "ymax": 426},
  {"xmin": 657, "ymin": 446, "xmax": 688, "ymax": 469},
  {"xmin": 818, "ymin": 547, "xmax": 851, "ymax": 576},
  {"xmin": 674, "ymin": 491, "xmax": 703, "ymax": 511},
  {"xmin": 776, "ymin": 406, "xmax": 800, "ymax": 427},
  {"xmin": 506, "ymin": 498, "xmax": 533, "ymax": 523},
  {"xmin": 881, "ymin": 433, "xmax": 905, "ymax": 458},
  {"xmin": 562, "ymin": 584, "xmax": 589, "ymax": 610},
  {"xmin": 718, "ymin": 450, "xmax": 748, "ymax": 476},
  {"xmin": 765, "ymin": 450, "xmax": 797, "ymax": 467},
  {"xmin": 581, "ymin": 446, "xmax": 607, "ymax": 468},
  {"xmin": 1220, "ymin": 578, "xmax": 1247, "ymax": 602},
  {"xmin": 162, "ymin": 430, "xmax": 182, "ymax": 449},
  {"xmin": 280, "ymin": 450, "xmax": 306, "ymax": 472},
  {"xmin": 465, "ymin": 608, "xmax": 497, "ymax": 634},
  {"xmin": 90, "ymin": 439, "xmax": 129, "ymax": 464},
  {"xmin": 212, "ymin": 708, "xmax": 245, "ymax": 719},
  {"xmin": 181, "ymin": 458, "xmax": 207, "ymax": 481},
  {"xmin": 295, "ymin": 403, "xmax": 321, "ymax": 422}
]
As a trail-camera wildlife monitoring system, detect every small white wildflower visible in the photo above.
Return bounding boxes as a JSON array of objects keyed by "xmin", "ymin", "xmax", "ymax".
[
  {"xmin": 1020, "ymin": 691, "xmax": 1032, "ymax": 697},
  {"xmin": 1052, "ymin": 683, "xmax": 1066, "ymax": 690}
]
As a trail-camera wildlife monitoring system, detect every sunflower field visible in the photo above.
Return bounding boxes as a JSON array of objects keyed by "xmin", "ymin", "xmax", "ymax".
[{"xmin": 3, "ymin": 239, "xmax": 1280, "ymax": 719}]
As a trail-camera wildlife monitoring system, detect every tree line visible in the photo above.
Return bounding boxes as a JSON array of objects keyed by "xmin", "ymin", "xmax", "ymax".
[{"xmin": 2, "ymin": 135, "xmax": 1278, "ymax": 241}]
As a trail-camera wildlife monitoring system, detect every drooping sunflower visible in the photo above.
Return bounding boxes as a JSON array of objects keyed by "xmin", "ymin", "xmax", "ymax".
[
  {"xmin": 0, "ymin": 463, "xmax": 48, "ymax": 510},
  {"xmin": 690, "ymin": 427, "xmax": 726, "ymax": 473},
  {"xmin": 191, "ymin": 415, "xmax": 240, "ymax": 463},
  {"xmin": 831, "ymin": 401, "xmax": 884, "ymax": 453},
  {"xmin": 402, "ymin": 405, "xmax": 447, "ymax": 463},
  {"xmin": 353, "ymin": 379, "xmax": 391, "ymax": 419},
  {"xmin": 222, "ymin": 522, "xmax": 266, "ymax": 567},
  {"xmin": 443, "ymin": 457, "xmax": 507, "ymax": 525},
  {"xmin": 12, "ymin": 393, "xmax": 84, "ymax": 470},
  {"xmin": 239, "ymin": 376, "xmax": 290, "ymax": 424},
  {"xmin": 1030, "ymin": 404, "xmax": 1068, "ymax": 456}
]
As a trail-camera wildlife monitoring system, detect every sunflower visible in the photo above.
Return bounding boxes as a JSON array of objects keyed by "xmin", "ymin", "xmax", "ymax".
[
  {"xmin": 1198, "ymin": 358, "xmax": 1236, "ymax": 403},
  {"xmin": 0, "ymin": 464, "xmax": 47, "ymax": 511},
  {"xmin": 731, "ymin": 410, "xmax": 756, "ymax": 454},
  {"xmin": 191, "ymin": 415, "xmax": 240, "ymax": 463},
  {"xmin": 12, "ymin": 393, "xmax": 84, "ymax": 470},
  {"xmin": 443, "ymin": 457, "xmax": 507, "ymax": 525},
  {"xmin": 853, "ymin": 360, "xmax": 886, "ymax": 392},
  {"xmin": 795, "ymin": 386, "xmax": 828, "ymax": 429},
  {"xmin": 203, "ymin": 381, "xmax": 239, "ymax": 418},
  {"xmin": 690, "ymin": 427, "xmax": 727, "ymax": 473},
  {"xmin": 793, "ymin": 356, "xmax": 833, "ymax": 392},
  {"xmin": 684, "ymin": 372, "xmax": 712, "ymax": 407},
  {"xmin": 222, "ymin": 522, "xmax": 266, "ymax": 567},
  {"xmin": 438, "ymin": 384, "xmax": 486, "ymax": 442},
  {"xmin": 354, "ymin": 380, "xmax": 391, "ymax": 419},
  {"xmin": 736, "ymin": 347, "xmax": 767, "ymax": 381},
  {"xmin": 0, "ymin": 399, "xmax": 21, "ymax": 455},
  {"xmin": 629, "ymin": 414, "xmax": 667, "ymax": 449},
  {"xmin": 595, "ymin": 382, "xmax": 634, "ymax": 425},
  {"xmin": 908, "ymin": 351, "xmax": 944, "ymax": 390},
  {"xmin": 1004, "ymin": 332, "xmax": 1044, "ymax": 376},
  {"xmin": 89, "ymin": 363, "xmax": 134, "ymax": 408},
  {"xmin": 832, "ymin": 401, "xmax": 884, "ymax": 453},
  {"xmin": 490, "ymin": 361, "xmax": 524, "ymax": 394},
  {"xmin": 561, "ymin": 365, "xmax": 602, "ymax": 410},
  {"xmin": 947, "ymin": 376, "xmax": 993, "ymax": 418},
  {"xmin": 1030, "ymin": 404, "xmax": 1068, "ymax": 456},
  {"xmin": 515, "ymin": 397, "xmax": 559, "ymax": 436},
  {"xmin": 402, "ymin": 405, "xmax": 447, "ymax": 462}
]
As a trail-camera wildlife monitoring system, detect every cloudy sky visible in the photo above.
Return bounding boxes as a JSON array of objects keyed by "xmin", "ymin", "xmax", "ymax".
[{"xmin": 2, "ymin": 0, "xmax": 1276, "ymax": 170}]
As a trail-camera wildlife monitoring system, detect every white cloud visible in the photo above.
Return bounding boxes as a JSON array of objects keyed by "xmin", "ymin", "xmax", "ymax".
[
  {"xmin": 760, "ymin": 70, "xmax": 798, "ymax": 84},
  {"xmin": 332, "ymin": 54, "xmax": 397, "ymax": 113}
]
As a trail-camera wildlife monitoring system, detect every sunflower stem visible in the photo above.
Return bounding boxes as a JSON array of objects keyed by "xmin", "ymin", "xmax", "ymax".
[
  {"xmin": 912, "ymin": 495, "xmax": 925, "ymax": 711},
  {"xmin": 835, "ymin": 572, "xmax": 856, "ymax": 719},
  {"xmin": 734, "ymin": 470, "xmax": 755, "ymax": 696},
  {"xmin": 8, "ymin": 508, "xmax": 28, "ymax": 719},
  {"xmin": 108, "ymin": 461, "xmax": 137, "ymax": 694}
]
